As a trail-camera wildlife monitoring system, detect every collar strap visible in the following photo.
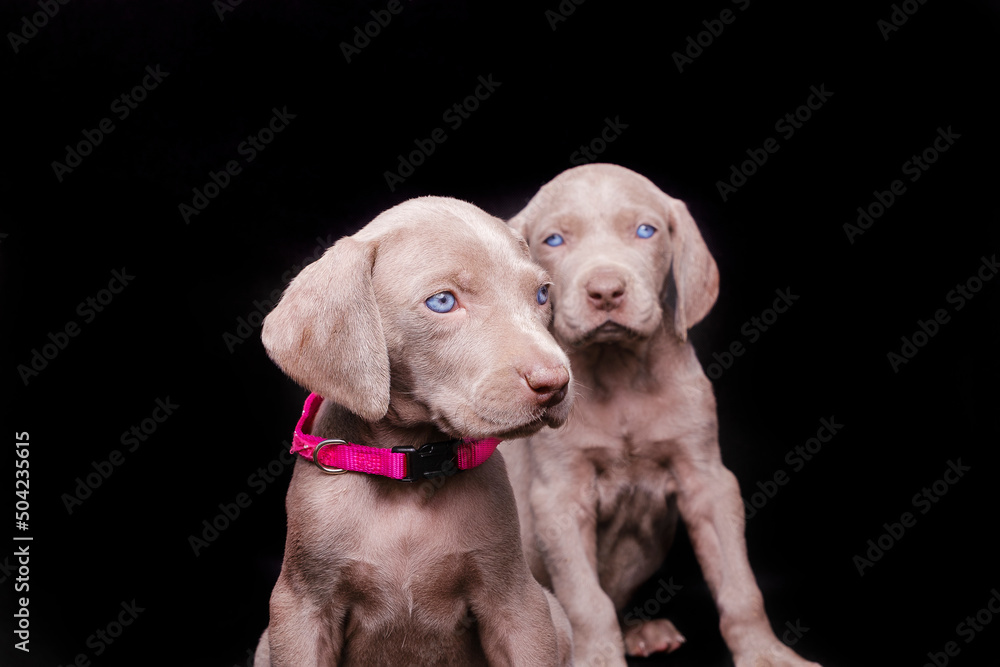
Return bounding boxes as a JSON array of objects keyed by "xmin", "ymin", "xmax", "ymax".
[{"xmin": 291, "ymin": 392, "xmax": 501, "ymax": 482}]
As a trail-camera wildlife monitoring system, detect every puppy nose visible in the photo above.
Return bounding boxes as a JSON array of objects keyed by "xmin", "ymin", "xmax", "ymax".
[
  {"xmin": 524, "ymin": 365, "xmax": 570, "ymax": 408},
  {"xmin": 585, "ymin": 269, "xmax": 626, "ymax": 311}
]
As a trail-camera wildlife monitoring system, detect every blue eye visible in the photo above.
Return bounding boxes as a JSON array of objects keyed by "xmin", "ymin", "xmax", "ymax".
[
  {"xmin": 544, "ymin": 234, "xmax": 564, "ymax": 247},
  {"xmin": 637, "ymin": 224, "xmax": 656, "ymax": 239},
  {"xmin": 537, "ymin": 284, "xmax": 550, "ymax": 305},
  {"xmin": 425, "ymin": 291, "xmax": 456, "ymax": 313}
]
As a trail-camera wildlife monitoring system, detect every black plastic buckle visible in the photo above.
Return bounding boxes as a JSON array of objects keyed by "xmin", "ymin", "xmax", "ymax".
[{"xmin": 391, "ymin": 439, "xmax": 461, "ymax": 483}]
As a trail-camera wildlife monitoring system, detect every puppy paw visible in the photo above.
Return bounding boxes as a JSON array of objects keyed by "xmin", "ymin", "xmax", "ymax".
[{"xmin": 623, "ymin": 618, "xmax": 686, "ymax": 657}]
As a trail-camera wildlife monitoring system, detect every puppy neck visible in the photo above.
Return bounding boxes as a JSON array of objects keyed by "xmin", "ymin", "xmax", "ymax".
[
  {"xmin": 312, "ymin": 396, "xmax": 450, "ymax": 451},
  {"xmin": 565, "ymin": 323, "xmax": 691, "ymax": 396}
]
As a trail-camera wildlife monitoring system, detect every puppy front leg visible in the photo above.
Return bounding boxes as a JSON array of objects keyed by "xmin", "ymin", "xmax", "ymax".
[
  {"xmin": 266, "ymin": 575, "xmax": 343, "ymax": 666},
  {"xmin": 532, "ymin": 487, "xmax": 626, "ymax": 667},
  {"xmin": 671, "ymin": 445, "xmax": 821, "ymax": 667},
  {"xmin": 476, "ymin": 578, "xmax": 573, "ymax": 666}
]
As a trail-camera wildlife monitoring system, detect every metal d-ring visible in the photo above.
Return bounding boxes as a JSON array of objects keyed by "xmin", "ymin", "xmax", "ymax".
[{"xmin": 313, "ymin": 439, "xmax": 348, "ymax": 475}]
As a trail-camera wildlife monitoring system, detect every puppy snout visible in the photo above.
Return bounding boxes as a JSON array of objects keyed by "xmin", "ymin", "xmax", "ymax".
[
  {"xmin": 523, "ymin": 364, "xmax": 570, "ymax": 408},
  {"xmin": 585, "ymin": 269, "xmax": 627, "ymax": 311}
]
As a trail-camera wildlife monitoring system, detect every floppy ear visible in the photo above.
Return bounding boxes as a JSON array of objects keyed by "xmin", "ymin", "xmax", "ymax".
[
  {"xmin": 665, "ymin": 197, "xmax": 720, "ymax": 342},
  {"xmin": 507, "ymin": 206, "xmax": 530, "ymax": 241},
  {"xmin": 261, "ymin": 236, "xmax": 391, "ymax": 422}
]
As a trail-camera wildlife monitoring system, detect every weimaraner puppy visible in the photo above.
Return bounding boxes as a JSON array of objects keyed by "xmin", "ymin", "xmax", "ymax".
[
  {"xmin": 255, "ymin": 196, "xmax": 574, "ymax": 666},
  {"xmin": 503, "ymin": 164, "xmax": 821, "ymax": 667}
]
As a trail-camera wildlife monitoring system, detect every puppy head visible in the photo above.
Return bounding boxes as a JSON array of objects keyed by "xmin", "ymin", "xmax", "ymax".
[
  {"xmin": 510, "ymin": 163, "xmax": 719, "ymax": 347},
  {"xmin": 262, "ymin": 196, "xmax": 572, "ymax": 439}
]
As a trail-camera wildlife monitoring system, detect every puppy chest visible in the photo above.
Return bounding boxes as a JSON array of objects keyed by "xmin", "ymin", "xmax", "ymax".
[
  {"xmin": 338, "ymin": 574, "xmax": 486, "ymax": 667},
  {"xmin": 592, "ymin": 468, "xmax": 679, "ymax": 584},
  {"xmin": 590, "ymin": 448, "xmax": 678, "ymax": 526},
  {"xmin": 337, "ymin": 553, "xmax": 480, "ymax": 635}
]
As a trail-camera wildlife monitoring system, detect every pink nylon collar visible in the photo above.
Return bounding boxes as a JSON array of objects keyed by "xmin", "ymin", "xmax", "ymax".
[{"xmin": 291, "ymin": 392, "xmax": 501, "ymax": 482}]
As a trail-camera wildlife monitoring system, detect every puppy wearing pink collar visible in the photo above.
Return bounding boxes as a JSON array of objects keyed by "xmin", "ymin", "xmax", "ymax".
[{"xmin": 254, "ymin": 197, "xmax": 574, "ymax": 666}]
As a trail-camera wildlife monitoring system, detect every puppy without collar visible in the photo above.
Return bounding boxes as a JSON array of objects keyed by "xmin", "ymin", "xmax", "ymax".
[
  {"xmin": 255, "ymin": 196, "xmax": 574, "ymax": 666},
  {"xmin": 503, "ymin": 164, "xmax": 822, "ymax": 667}
]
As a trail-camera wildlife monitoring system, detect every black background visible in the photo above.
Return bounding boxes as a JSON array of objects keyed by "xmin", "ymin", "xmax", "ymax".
[{"xmin": 3, "ymin": 1, "xmax": 999, "ymax": 666}]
